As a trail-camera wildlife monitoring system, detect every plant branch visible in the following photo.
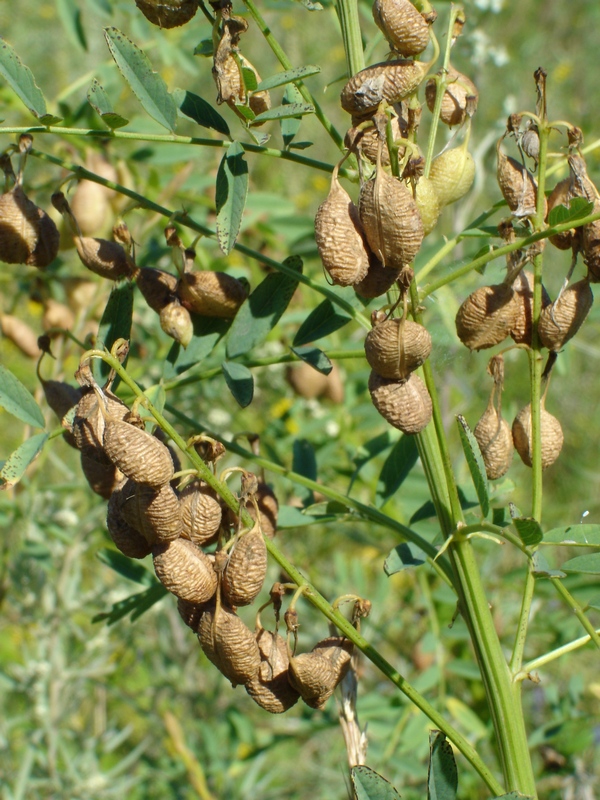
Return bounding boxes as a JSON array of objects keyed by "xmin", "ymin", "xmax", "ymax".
[
  {"xmin": 518, "ymin": 626, "xmax": 600, "ymax": 676},
  {"xmin": 335, "ymin": 0, "xmax": 365, "ymax": 77},
  {"xmin": 549, "ymin": 577, "xmax": 600, "ymax": 649}
]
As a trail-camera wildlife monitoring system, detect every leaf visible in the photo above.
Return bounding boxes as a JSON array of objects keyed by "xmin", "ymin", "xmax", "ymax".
[
  {"xmin": 292, "ymin": 439, "xmax": 317, "ymax": 481},
  {"xmin": 241, "ymin": 66, "xmax": 258, "ymax": 92},
  {"xmin": 104, "ymin": 27, "xmax": 177, "ymax": 132},
  {"xmin": 543, "ymin": 524, "xmax": 600, "ymax": 546},
  {"xmin": 384, "ymin": 543, "xmax": 427, "ymax": 575},
  {"xmin": 0, "ymin": 433, "xmax": 48, "ymax": 489},
  {"xmin": 281, "ymin": 84, "xmax": 304, "ymax": 148},
  {"xmin": 376, "ymin": 435, "xmax": 418, "ymax": 507},
  {"xmin": 193, "ymin": 39, "xmax": 214, "ymax": 57},
  {"xmin": 250, "ymin": 102, "xmax": 314, "ymax": 125},
  {"xmin": 277, "ymin": 505, "xmax": 321, "ymax": 528},
  {"xmin": 456, "ymin": 415, "xmax": 489, "ymax": 517},
  {"xmin": 87, "ymin": 78, "xmax": 129, "ymax": 129},
  {"xmin": 164, "ymin": 316, "xmax": 231, "ymax": 379},
  {"xmin": 297, "ymin": 0, "xmax": 323, "ymax": 10},
  {"xmin": 511, "ymin": 516, "xmax": 543, "ymax": 547},
  {"xmin": 547, "ymin": 196, "xmax": 594, "ymax": 228},
  {"xmin": 173, "ymin": 87, "xmax": 230, "ymax": 137},
  {"xmin": 0, "ymin": 36, "xmax": 61, "ymax": 124},
  {"xmin": 93, "ymin": 281, "xmax": 134, "ymax": 387},
  {"xmin": 290, "ymin": 345, "xmax": 332, "ymax": 375},
  {"xmin": 0, "ymin": 365, "xmax": 46, "ymax": 429},
  {"xmin": 293, "ymin": 299, "xmax": 352, "ymax": 347},
  {"xmin": 427, "ymin": 731, "xmax": 457, "ymax": 800},
  {"xmin": 410, "ymin": 487, "xmax": 478, "ymax": 524},
  {"xmin": 226, "ymin": 256, "xmax": 303, "ymax": 358},
  {"xmin": 222, "ymin": 361, "xmax": 254, "ymax": 407},
  {"xmin": 561, "ymin": 553, "xmax": 600, "ymax": 575},
  {"xmin": 532, "ymin": 551, "xmax": 566, "ymax": 579},
  {"xmin": 56, "ymin": 0, "xmax": 88, "ymax": 51},
  {"xmin": 215, "ymin": 142, "xmax": 248, "ymax": 255},
  {"xmin": 489, "ymin": 794, "xmax": 534, "ymax": 799},
  {"xmin": 351, "ymin": 766, "xmax": 401, "ymax": 800},
  {"xmin": 93, "ymin": 584, "xmax": 167, "ymax": 626},
  {"xmin": 97, "ymin": 548, "xmax": 156, "ymax": 585},
  {"xmin": 256, "ymin": 65, "xmax": 321, "ymax": 92}
]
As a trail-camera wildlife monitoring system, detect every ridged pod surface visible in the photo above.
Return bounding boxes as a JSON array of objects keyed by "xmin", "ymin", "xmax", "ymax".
[
  {"xmin": 198, "ymin": 605, "xmax": 261, "ymax": 686},
  {"xmin": 425, "ymin": 68, "xmax": 478, "ymax": 127},
  {"xmin": 178, "ymin": 271, "xmax": 248, "ymax": 318},
  {"xmin": 117, "ymin": 479, "xmax": 182, "ymax": 543},
  {"xmin": 243, "ymin": 483, "xmax": 279, "ymax": 538},
  {"xmin": 372, "ymin": 0, "xmax": 432, "ymax": 56},
  {"xmin": 512, "ymin": 404, "xmax": 564, "ymax": 469},
  {"xmin": 413, "ymin": 176, "xmax": 441, "ymax": 235},
  {"xmin": 81, "ymin": 454, "xmax": 124, "ymax": 499},
  {"xmin": 354, "ymin": 254, "xmax": 401, "ymax": 298},
  {"xmin": 0, "ymin": 185, "xmax": 59, "ymax": 268},
  {"xmin": 153, "ymin": 538, "xmax": 218, "ymax": 603},
  {"xmin": 365, "ymin": 317, "xmax": 432, "ymax": 379},
  {"xmin": 346, "ymin": 116, "xmax": 404, "ymax": 166},
  {"xmin": 135, "ymin": 0, "xmax": 198, "ymax": 27},
  {"xmin": 510, "ymin": 270, "xmax": 551, "ymax": 345},
  {"xmin": 288, "ymin": 651, "xmax": 340, "ymax": 709},
  {"xmin": 177, "ymin": 598, "xmax": 212, "ymax": 632},
  {"xmin": 180, "ymin": 481, "xmax": 222, "ymax": 546},
  {"xmin": 75, "ymin": 237, "xmax": 135, "ymax": 280},
  {"xmin": 314, "ymin": 171, "xmax": 370, "ymax": 286},
  {"xmin": 72, "ymin": 390, "xmax": 129, "ymax": 463},
  {"xmin": 135, "ymin": 267, "xmax": 178, "ymax": 312},
  {"xmin": 455, "ymin": 283, "xmax": 518, "ymax": 351},
  {"xmin": 245, "ymin": 629, "xmax": 300, "ymax": 714},
  {"xmin": 368, "ymin": 371, "xmax": 432, "ymax": 434},
  {"xmin": 473, "ymin": 403, "xmax": 514, "ymax": 480},
  {"xmin": 159, "ymin": 300, "xmax": 193, "ymax": 348},
  {"xmin": 341, "ymin": 60, "xmax": 428, "ymax": 117},
  {"xmin": 359, "ymin": 170, "xmax": 424, "ymax": 269},
  {"xmin": 312, "ymin": 637, "xmax": 354, "ymax": 683},
  {"xmin": 429, "ymin": 148, "xmax": 475, "ymax": 207},
  {"xmin": 221, "ymin": 526, "xmax": 268, "ymax": 607},
  {"xmin": 103, "ymin": 418, "xmax": 175, "ymax": 487},
  {"xmin": 497, "ymin": 145, "xmax": 540, "ymax": 217},
  {"xmin": 538, "ymin": 279, "xmax": 594, "ymax": 351},
  {"xmin": 106, "ymin": 488, "xmax": 153, "ymax": 559}
]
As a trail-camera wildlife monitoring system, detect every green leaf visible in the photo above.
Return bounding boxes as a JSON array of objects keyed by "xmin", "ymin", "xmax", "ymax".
[
  {"xmin": 0, "ymin": 365, "xmax": 45, "ymax": 428},
  {"xmin": 226, "ymin": 256, "xmax": 303, "ymax": 358},
  {"xmin": 511, "ymin": 515, "xmax": 543, "ymax": 547},
  {"xmin": 547, "ymin": 196, "xmax": 594, "ymax": 228},
  {"xmin": 587, "ymin": 595, "xmax": 600, "ymax": 611},
  {"xmin": 532, "ymin": 551, "xmax": 565, "ymax": 578},
  {"xmin": 561, "ymin": 553, "xmax": 600, "ymax": 575},
  {"xmin": 376, "ymin": 435, "xmax": 418, "ymax": 507},
  {"xmin": 297, "ymin": 0, "xmax": 323, "ymax": 10},
  {"xmin": 0, "ymin": 36, "xmax": 61, "ymax": 124},
  {"xmin": 56, "ymin": 0, "xmax": 88, "ymax": 51},
  {"xmin": 0, "ymin": 433, "xmax": 48, "ymax": 489},
  {"xmin": 427, "ymin": 731, "xmax": 457, "ymax": 800},
  {"xmin": 103, "ymin": 27, "xmax": 177, "ymax": 132},
  {"xmin": 193, "ymin": 39, "xmax": 214, "ymax": 57},
  {"xmin": 489, "ymin": 794, "xmax": 534, "ymax": 799},
  {"xmin": 87, "ymin": 78, "xmax": 129, "ymax": 129},
  {"xmin": 250, "ymin": 102, "xmax": 314, "ymax": 125},
  {"xmin": 293, "ymin": 299, "xmax": 352, "ymax": 347},
  {"xmin": 256, "ymin": 65, "xmax": 321, "ymax": 92},
  {"xmin": 277, "ymin": 505, "xmax": 321, "ymax": 528},
  {"xmin": 292, "ymin": 438, "xmax": 317, "ymax": 481},
  {"xmin": 241, "ymin": 66, "xmax": 258, "ymax": 92},
  {"xmin": 222, "ymin": 361, "xmax": 254, "ymax": 407},
  {"xmin": 93, "ymin": 584, "xmax": 167, "ymax": 626},
  {"xmin": 173, "ymin": 87, "xmax": 230, "ymax": 137},
  {"xmin": 456, "ymin": 414, "xmax": 489, "ymax": 517},
  {"xmin": 281, "ymin": 84, "xmax": 304, "ymax": 148},
  {"xmin": 290, "ymin": 345, "xmax": 332, "ymax": 375},
  {"xmin": 93, "ymin": 281, "xmax": 134, "ymax": 387},
  {"xmin": 97, "ymin": 548, "xmax": 155, "ymax": 585},
  {"xmin": 384, "ymin": 543, "xmax": 427, "ymax": 575},
  {"xmin": 215, "ymin": 142, "xmax": 248, "ymax": 255},
  {"xmin": 351, "ymin": 766, "xmax": 401, "ymax": 800},
  {"xmin": 164, "ymin": 316, "xmax": 231, "ymax": 379},
  {"xmin": 543, "ymin": 524, "xmax": 600, "ymax": 546}
]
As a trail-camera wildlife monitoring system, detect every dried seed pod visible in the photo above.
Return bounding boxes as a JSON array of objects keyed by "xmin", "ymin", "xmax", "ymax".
[
  {"xmin": 286, "ymin": 361, "xmax": 344, "ymax": 404},
  {"xmin": 42, "ymin": 300, "xmax": 75, "ymax": 336},
  {"xmin": 314, "ymin": 165, "xmax": 370, "ymax": 286},
  {"xmin": 117, "ymin": 479, "xmax": 182, "ymax": 543},
  {"xmin": 106, "ymin": 488, "xmax": 153, "ymax": 558},
  {"xmin": 428, "ymin": 147, "xmax": 475, "ymax": 207},
  {"xmin": 345, "ymin": 116, "xmax": 404, "ymax": 166},
  {"xmin": 354, "ymin": 253, "xmax": 402, "ymax": 298},
  {"xmin": 341, "ymin": 60, "xmax": 429, "ymax": 118},
  {"xmin": 41, "ymin": 379, "xmax": 82, "ymax": 448},
  {"xmin": 198, "ymin": 605, "xmax": 261, "ymax": 686},
  {"xmin": 473, "ymin": 402, "xmax": 513, "ymax": 480},
  {"xmin": 368, "ymin": 371, "xmax": 432, "ymax": 434},
  {"xmin": 72, "ymin": 389, "xmax": 129, "ymax": 463},
  {"xmin": 135, "ymin": 267, "xmax": 178, "ymax": 313},
  {"xmin": 102, "ymin": 415, "xmax": 174, "ymax": 487},
  {"xmin": 0, "ymin": 183, "xmax": 59, "ymax": 268},
  {"xmin": 425, "ymin": 67, "xmax": 478, "ymax": 127},
  {"xmin": 288, "ymin": 651, "xmax": 339, "ymax": 710},
  {"xmin": 180, "ymin": 481, "xmax": 222, "ymax": 546},
  {"xmin": 153, "ymin": 538, "xmax": 218, "ymax": 603},
  {"xmin": 177, "ymin": 597, "xmax": 213, "ymax": 632},
  {"xmin": 365, "ymin": 316, "xmax": 432, "ymax": 379},
  {"xmin": 510, "ymin": 270, "xmax": 551, "ymax": 345},
  {"xmin": 546, "ymin": 179, "xmax": 580, "ymax": 251},
  {"xmin": 582, "ymin": 209, "xmax": 600, "ymax": 282},
  {"xmin": 247, "ymin": 483, "xmax": 279, "ymax": 538},
  {"xmin": 135, "ymin": 0, "xmax": 199, "ymax": 27},
  {"xmin": 81, "ymin": 453, "xmax": 124, "ymax": 499},
  {"xmin": 372, "ymin": 0, "xmax": 432, "ymax": 56},
  {"xmin": 359, "ymin": 169, "xmax": 424, "ymax": 269},
  {"xmin": 455, "ymin": 283, "xmax": 519, "ymax": 351},
  {"xmin": 497, "ymin": 141, "xmax": 540, "ymax": 217},
  {"xmin": 241, "ymin": 55, "xmax": 271, "ymax": 119},
  {"xmin": 312, "ymin": 636, "xmax": 354, "ymax": 682},
  {"xmin": 74, "ymin": 237, "xmax": 135, "ymax": 280},
  {"xmin": 178, "ymin": 271, "xmax": 248, "ymax": 318},
  {"xmin": 69, "ymin": 152, "xmax": 118, "ymax": 237},
  {"xmin": 413, "ymin": 176, "xmax": 441, "ymax": 236},
  {"xmin": 159, "ymin": 300, "xmax": 193, "ymax": 348},
  {"xmin": 246, "ymin": 628, "xmax": 300, "ymax": 713},
  {"xmin": 538, "ymin": 279, "xmax": 594, "ymax": 351},
  {"xmin": 512, "ymin": 404, "xmax": 564, "ymax": 469},
  {"xmin": 221, "ymin": 525, "xmax": 268, "ymax": 607},
  {"xmin": 0, "ymin": 314, "xmax": 41, "ymax": 358}
]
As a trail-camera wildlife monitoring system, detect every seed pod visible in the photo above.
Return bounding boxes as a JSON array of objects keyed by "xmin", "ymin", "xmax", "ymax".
[
  {"xmin": 0, "ymin": 314, "xmax": 41, "ymax": 358},
  {"xmin": 81, "ymin": 453, "xmax": 124, "ymax": 499},
  {"xmin": 372, "ymin": 0, "xmax": 432, "ymax": 56},
  {"xmin": 425, "ymin": 67, "xmax": 478, "ymax": 127},
  {"xmin": 135, "ymin": 0, "xmax": 199, "ymax": 27},
  {"xmin": 455, "ymin": 283, "xmax": 519, "ymax": 351},
  {"xmin": 359, "ymin": 169, "xmax": 424, "ymax": 269},
  {"xmin": 117, "ymin": 479, "xmax": 182, "ymax": 543},
  {"xmin": 0, "ymin": 184, "xmax": 59, "ymax": 268},
  {"xmin": 246, "ymin": 629, "xmax": 300, "ymax": 713},
  {"xmin": 42, "ymin": 300, "xmax": 75, "ymax": 336},
  {"xmin": 497, "ymin": 141, "xmax": 540, "ymax": 217},
  {"xmin": 365, "ymin": 316, "xmax": 432, "ymax": 379},
  {"xmin": 247, "ymin": 483, "xmax": 279, "ymax": 539},
  {"xmin": 345, "ymin": 116, "xmax": 404, "ymax": 167},
  {"xmin": 413, "ymin": 176, "xmax": 441, "ymax": 236},
  {"xmin": 74, "ymin": 236, "xmax": 135, "ymax": 280},
  {"xmin": 241, "ymin": 55, "xmax": 271, "ymax": 119},
  {"xmin": 70, "ymin": 152, "xmax": 118, "ymax": 237},
  {"xmin": 368, "ymin": 371, "xmax": 432, "ymax": 433},
  {"xmin": 221, "ymin": 525, "xmax": 268, "ymax": 607},
  {"xmin": 512, "ymin": 404, "xmax": 564, "ymax": 469},
  {"xmin": 72, "ymin": 389, "xmax": 129, "ymax": 463},
  {"xmin": 159, "ymin": 300, "xmax": 193, "ymax": 348},
  {"xmin": 341, "ymin": 60, "xmax": 428, "ymax": 117},
  {"xmin": 177, "ymin": 597, "xmax": 213, "ymax": 632},
  {"xmin": 198, "ymin": 605, "xmax": 261, "ymax": 686},
  {"xmin": 582, "ymin": 210, "xmax": 600, "ymax": 283},
  {"xmin": 153, "ymin": 538, "xmax": 218, "ymax": 603},
  {"xmin": 473, "ymin": 402, "xmax": 513, "ymax": 480},
  {"xmin": 538, "ymin": 279, "xmax": 594, "ymax": 351},
  {"xmin": 510, "ymin": 270, "xmax": 551, "ymax": 345},
  {"xmin": 106, "ymin": 488, "xmax": 153, "ymax": 559},
  {"xmin": 354, "ymin": 253, "xmax": 402, "ymax": 298},
  {"xmin": 103, "ymin": 416, "xmax": 175, "ymax": 487},
  {"xmin": 288, "ymin": 651, "xmax": 339, "ymax": 710},
  {"xmin": 41, "ymin": 379, "xmax": 82, "ymax": 448},
  {"xmin": 180, "ymin": 481, "xmax": 222, "ymax": 546},
  {"xmin": 429, "ymin": 147, "xmax": 475, "ymax": 207},
  {"xmin": 286, "ymin": 361, "xmax": 344, "ymax": 404},
  {"xmin": 178, "ymin": 271, "xmax": 248, "ymax": 318},
  {"xmin": 314, "ymin": 166, "xmax": 370, "ymax": 286},
  {"xmin": 312, "ymin": 636, "xmax": 354, "ymax": 683},
  {"xmin": 135, "ymin": 267, "xmax": 178, "ymax": 313}
]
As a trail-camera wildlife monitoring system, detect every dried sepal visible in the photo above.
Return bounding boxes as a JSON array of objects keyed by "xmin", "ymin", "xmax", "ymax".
[
  {"xmin": 153, "ymin": 538, "xmax": 218, "ymax": 604},
  {"xmin": 455, "ymin": 283, "xmax": 518, "ymax": 351},
  {"xmin": 538, "ymin": 279, "xmax": 594, "ymax": 351},
  {"xmin": 368, "ymin": 371, "xmax": 432, "ymax": 434}
]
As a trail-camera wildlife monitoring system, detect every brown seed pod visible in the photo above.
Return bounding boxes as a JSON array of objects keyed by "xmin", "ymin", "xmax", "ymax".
[
  {"xmin": 102, "ymin": 415, "xmax": 175, "ymax": 487},
  {"xmin": 117, "ymin": 479, "xmax": 182, "ymax": 544},
  {"xmin": 159, "ymin": 300, "xmax": 194, "ymax": 348},
  {"xmin": 73, "ymin": 236, "xmax": 135, "ymax": 281},
  {"xmin": 178, "ymin": 271, "xmax": 248, "ymax": 318},
  {"xmin": 413, "ymin": 176, "xmax": 441, "ymax": 236},
  {"xmin": 428, "ymin": 147, "xmax": 475, "ymax": 207},
  {"xmin": 153, "ymin": 538, "xmax": 218, "ymax": 603},
  {"xmin": 312, "ymin": 636, "xmax": 354, "ymax": 681},
  {"xmin": 246, "ymin": 628, "xmax": 300, "ymax": 713},
  {"xmin": 221, "ymin": 525, "xmax": 268, "ymax": 607},
  {"xmin": 354, "ymin": 253, "xmax": 402, "ymax": 298},
  {"xmin": 81, "ymin": 453, "xmax": 124, "ymax": 499},
  {"xmin": 314, "ymin": 166, "xmax": 370, "ymax": 287},
  {"xmin": 372, "ymin": 0, "xmax": 432, "ymax": 56},
  {"xmin": 0, "ymin": 184, "xmax": 59, "ymax": 268},
  {"xmin": 425, "ymin": 67, "xmax": 478, "ymax": 127},
  {"xmin": 177, "ymin": 597, "xmax": 213, "ymax": 632},
  {"xmin": 198, "ymin": 605, "xmax": 261, "ymax": 686},
  {"xmin": 41, "ymin": 379, "xmax": 82, "ymax": 448},
  {"xmin": 288, "ymin": 651, "xmax": 340, "ymax": 710},
  {"xmin": 247, "ymin": 482, "xmax": 279, "ymax": 538},
  {"xmin": 548, "ymin": 153, "xmax": 599, "ymax": 251},
  {"xmin": 0, "ymin": 314, "xmax": 41, "ymax": 358},
  {"xmin": 359, "ymin": 169, "xmax": 424, "ymax": 269},
  {"xmin": 512, "ymin": 403, "xmax": 564, "ymax": 469},
  {"xmin": 69, "ymin": 152, "xmax": 118, "ymax": 237},
  {"xmin": 538, "ymin": 279, "xmax": 594, "ymax": 351},
  {"xmin": 365, "ymin": 316, "xmax": 432, "ymax": 379},
  {"xmin": 582, "ymin": 210, "xmax": 600, "ymax": 283},
  {"xmin": 340, "ymin": 60, "xmax": 428, "ymax": 118},
  {"xmin": 134, "ymin": 0, "xmax": 199, "ymax": 27},
  {"xmin": 510, "ymin": 270, "xmax": 551, "ymax": 345},
  {"xmin": 72, "ymin": 389, "xmax": 129, "ymax": 464},
  {"xmin": 368, "ymin": 371, "xmax": 432, "ymax": 434},
  {"xmin": 106, "ymin": 488, "xmax": 153, "ymax": 559},
  {"xmin": 180, "ymin": 481, "xmax": 222, "ymax": 546},
  {"xmin": 286, "ymin": 361, "xmax": 344, "ymax": 404},
  {"xmin": 497, "ymin": 141, "xmax": 541, "ymax": 217},
  {"xmin": 345, "ymin": 116, "xmax": 404, "ymax": 167},
  {"xmin": 473, "ymin": 402, "xmax": 514, "ymax": 480},
  {"xmin": 135, "ymin": 267, "xmax": 178, "ymax": 313},
  {"xmin": 455, "ymin": 283, "xmax": 519, "ymax": 351},
  {"xmin": 42, "ymin": 300, "xmax": 75, "ymax": 336}
]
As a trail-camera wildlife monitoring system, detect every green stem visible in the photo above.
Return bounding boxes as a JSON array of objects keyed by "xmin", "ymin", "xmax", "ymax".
[
  {"xmin": 518, "ymin": 626, "xmax": 600, "ymax": 676},
  {"xmin": 460, "ymin": 522, "xmax": 530, "ymax": 556},
  {"xmin": 550, "ymin": 578, "xmax": 600, "ymax": 649},
  {"xmin": 509, "ymin": 564, "xmax": 536, "ymax": 674},
  {"xmin": 418, "ymin": 570, "xmax": 447, "ymax": 706},
  {"xmin": 335, "ymin": 0, "xmax": 365, "ymax": 77}
]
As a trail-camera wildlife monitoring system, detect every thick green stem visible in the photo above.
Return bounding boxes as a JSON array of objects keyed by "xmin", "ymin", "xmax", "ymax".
[{"xmin": 335, "ymin": 0, "xmax": 365, "ymax": 77}]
